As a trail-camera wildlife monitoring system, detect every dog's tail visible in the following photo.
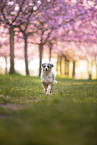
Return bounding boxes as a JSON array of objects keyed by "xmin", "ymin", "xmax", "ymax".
[{"xmin": 54, "ymin": 80, "xmax": 58, "ymax": 83}]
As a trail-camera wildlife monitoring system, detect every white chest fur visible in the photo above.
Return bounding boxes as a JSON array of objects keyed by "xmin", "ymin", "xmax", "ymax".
[{"xmin": 41, "ymin": 71, "xmax": 54, "ymax": 84}]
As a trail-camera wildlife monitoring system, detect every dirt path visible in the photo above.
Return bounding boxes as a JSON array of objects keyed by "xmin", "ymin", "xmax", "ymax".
[{"xmin": 0, "ymin": 103, "xmax": 26, "ymax": 110}]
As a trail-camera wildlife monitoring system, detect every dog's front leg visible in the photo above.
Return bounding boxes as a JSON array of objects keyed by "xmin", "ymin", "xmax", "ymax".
[
  {"xmin": 47, "ymin": 85, "xmax": 52, "ymax": 94},
  {"xmin": 42, "ymin": 83, "xmax": 47, "ymax": 93}
]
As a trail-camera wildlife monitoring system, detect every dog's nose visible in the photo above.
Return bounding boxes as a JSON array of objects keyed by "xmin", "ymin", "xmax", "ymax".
[{"xmin": 45, "ymin": 68, "xmax": 48, "ymax": 71}]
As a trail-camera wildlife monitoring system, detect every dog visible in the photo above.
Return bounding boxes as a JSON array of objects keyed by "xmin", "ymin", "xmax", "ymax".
[{"xmin": 41, "ymin": 63, "xmax": 57, "ymax": 95}]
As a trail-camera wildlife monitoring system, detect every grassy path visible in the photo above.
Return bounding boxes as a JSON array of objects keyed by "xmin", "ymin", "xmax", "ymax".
[{"xmin": 0, "ymin": 75, "xmax": 97, "ymax": 145}]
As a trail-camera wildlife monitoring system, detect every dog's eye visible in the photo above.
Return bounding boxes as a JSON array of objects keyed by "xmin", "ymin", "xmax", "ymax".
[
  {"xmin": 43, "ymin": 65, "xmax": 46, "ymax": 68},
  {"xmin": 47, "ymin": 66, "xmax": 49, "ymax": 68}
]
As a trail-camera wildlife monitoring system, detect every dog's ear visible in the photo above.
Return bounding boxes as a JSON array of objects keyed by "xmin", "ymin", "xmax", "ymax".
[
  {"xmin": 51, "ymin": 64, "xmax": 54, "ymax": 67},
  {"xmin": 42, "ymin": 63, "xmax": 46, "ymax": 67}
]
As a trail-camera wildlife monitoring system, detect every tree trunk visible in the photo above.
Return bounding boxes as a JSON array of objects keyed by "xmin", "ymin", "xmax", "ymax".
[
  {"xmin": 56, "ymin": 55, "xmax": 59, "ymax": 76},
  {"xmin": 88, "ymin": 60, "xmax": 92, "ymax": 80},
  {"xmin": 60, "ymin": 56, "xmax": 62, "ymax": 75},
  {"xmin": 39, "ymin": 44, "xmax": 43, "ymax": 76},
  {"xmin": 5, "ymin": 57, "xmax": 7, "ymax": 74},
  {"xmin": 95, "ymin": 56, "xmax": 97, "ymax": 79},
  {"xmin": 24, "ymin": 35, "xmax": 29, "ymax": 75},
  {"xmin": 49, "ymin": 43, "xmax": 52, "ymax": 63},
  {"xmin": 64, "ymin": 56, "xmax": 69, "ymax": 77},
  {"xmin": 96, "ymin": 64, "xmax": 97, "ymax": 79},
  {"xmin": 9, "ymin": 26, "xmax": 15, "ymax": 74},
  {"xmin": 72, "ymin": 61, "xmax": 75, "ymax": 78}
]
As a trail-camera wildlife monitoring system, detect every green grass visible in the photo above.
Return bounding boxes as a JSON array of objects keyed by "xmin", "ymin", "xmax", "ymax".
[{"xmin": 0, "ymin": 74, "xmax": 97, "ymax": 145}]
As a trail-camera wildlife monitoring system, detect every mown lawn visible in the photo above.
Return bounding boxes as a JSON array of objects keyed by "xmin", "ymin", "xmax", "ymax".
[{"xmin": 0, "ymin": 74, "xmax": 97, "ymax": 145}]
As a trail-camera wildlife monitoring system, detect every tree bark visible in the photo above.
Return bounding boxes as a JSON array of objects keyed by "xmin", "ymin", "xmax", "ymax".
[
  {"xmin": 72, "ymin": 61, "xmax": 75, "ymax": 78},
  {"xmin": 95, "ymin": 56, "xmax": 97, "ymax": 79},
  {"xmin": 88, "ymin": 60, "xmax": 92, "ymax": 80},
  {"xmin": 60, "ymin": 56, "xmax": 62, "ymax": 75},
  {"xmin": 39, "ymin": 44, "xmax": 43, "ymax": 76},
  {"xmin": 24, "ymin": 35, "xmax": 29, "ymax": 75},
  {"xmin": 96, "ymin": 64, "xmax": 97, "ymax": 79},
  {"xmin": 64, "ymin": 56, "xmax": 69, "ymax": 76},
  {"xmin": 9, "ymin": 26, "xmax": 15, "ymax": 74},
  {"xmin": 49, "ymin": 43, "xmax": 52, "ymax": 63},
  {"xmin": 5, "ymin": 57, "xmax": 7, "ymax": 74}
]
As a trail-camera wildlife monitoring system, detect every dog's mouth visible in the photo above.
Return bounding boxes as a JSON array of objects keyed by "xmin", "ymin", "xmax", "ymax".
[{"xmin": 44, "ymin": 68, "xmax": 48, "ymax": 72}]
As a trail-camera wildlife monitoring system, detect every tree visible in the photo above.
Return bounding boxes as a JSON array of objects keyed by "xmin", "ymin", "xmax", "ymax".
[
  {"xmin": 0, "ymin": 25, "xmax": 9, "ymax": 74},
  {"xmin": 0, "ymin": 0, "xmax": 26, "ymax": 73},
  {"xmin": 17, "ymin": 0, "xmax": 45, "ymax": 75},
  {"xmin": 0, "ymin": 0, "xmax": 97, "ymax": 77},
  {"xmin": 17, "ymin": 0, "xmax": 56, "ymax": 75},
  {"xmin": 28, "ymin": 0, "xmax": 67, "ymax": 76},
  {"xmin": 0, "ymin": 0, "xmax": 43, "ymax": 74},
  {"xmin": 46, "ymin": 0, "xmax": 97, "ymax": 78}
]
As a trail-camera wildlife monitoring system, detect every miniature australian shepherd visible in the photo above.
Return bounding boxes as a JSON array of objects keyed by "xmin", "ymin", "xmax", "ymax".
[{"xmin": 41, "ymin": 63, "xmax": 57, "ymax": 95}]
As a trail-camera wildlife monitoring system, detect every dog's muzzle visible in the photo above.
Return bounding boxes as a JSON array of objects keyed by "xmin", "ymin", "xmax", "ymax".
[{"xmin": 45, "ymin": 68, "xmax": 48, "ymax": 72}]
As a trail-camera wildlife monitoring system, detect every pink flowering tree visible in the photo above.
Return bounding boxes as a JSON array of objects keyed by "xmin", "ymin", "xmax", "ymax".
[
  {"xmin": 0, "ymin": 0, "xmax": 97, "ymax": 76},
  {"xmin": 0, "ymin": 0, "xmax": 26, "ymax": 73},
  {"xmin": 17, "ymin": 0, "xmax": 48, "ymax": 75},
  {"xmin": 46, "ymin": 0, "xmax": 97, "ymax": 77},
  {"xmin": 0, "ymin": 0, "xmax": 45, "ymax": 74},
  {"xmin": 28, "ymin": 0, "xmax": 90, "ymax": 76},
  {"xmin": 28, "ymin": 0, "xmax": 61, "ymax": 76}
]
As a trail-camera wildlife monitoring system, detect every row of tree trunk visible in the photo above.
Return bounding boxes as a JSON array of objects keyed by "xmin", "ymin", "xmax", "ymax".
[
  {"xmin": 8, "ymin": 27, "xmax": 97, "ymax": 78},
  {"xmin": 57, "ymin": 55, "xmax": 75, "ymax": 78},
  {"xmin": 57, "ymin": 55, "xmax": 97, "ymax": 79},
  {"xmin": 9, "ymin": 27, "xmax": 52, "ymax": 76},
  {"xmin": 9, "ymin": 27, "xmax": 29, "ymax": 75}
]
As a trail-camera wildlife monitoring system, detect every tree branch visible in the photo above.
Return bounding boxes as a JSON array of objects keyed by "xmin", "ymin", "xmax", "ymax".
[{"xmin": 12, "ymin": 0, "xmax": 26, "ymax": 24}]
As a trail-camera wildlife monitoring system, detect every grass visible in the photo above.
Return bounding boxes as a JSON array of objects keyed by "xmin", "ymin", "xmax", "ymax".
[{"xmin": 0, "ymin": 74, "xmax": 97, "ymax": 145}]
